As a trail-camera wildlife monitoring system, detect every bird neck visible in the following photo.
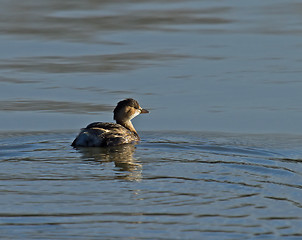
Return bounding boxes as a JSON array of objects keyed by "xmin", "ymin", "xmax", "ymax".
[{"xmin": 117, "ymin": 120, "xmax": 138, "ymax": 135}]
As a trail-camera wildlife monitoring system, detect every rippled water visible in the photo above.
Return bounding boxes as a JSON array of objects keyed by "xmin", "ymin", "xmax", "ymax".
[
  {"xmin": 1, "ymin": 0, "xmax": 302, "ymax": 133},
  {"xmin": 1, "ymin": 131, "xmax": 302, "ymax": 239},
  {"xmin": 1, "ymin": 0, "xmax": 302, "ymax": 239}
]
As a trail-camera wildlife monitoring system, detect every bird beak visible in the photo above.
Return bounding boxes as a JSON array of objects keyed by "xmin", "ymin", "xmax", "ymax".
[{"xmin": 140, "ymin": 109, "xmax": 149, "ymax": 114}]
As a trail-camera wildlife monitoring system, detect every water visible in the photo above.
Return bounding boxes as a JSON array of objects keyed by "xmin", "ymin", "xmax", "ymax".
[
  {"xmin": 1, "ymin": 131, "xmax": 302, "ymax": 239},
  {"xmin": 1, "ymin": 0, "xmax": 302, "ymax": 239}
]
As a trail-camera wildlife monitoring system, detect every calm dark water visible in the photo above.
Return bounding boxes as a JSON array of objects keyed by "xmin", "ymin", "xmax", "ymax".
[
  {"xmin": 1, "ymin": 131, "xmax": 302, "ymax": 239},
  {"xmin": 1, "ymin": 0, "xmax": 302, "ymax": 239},
  {"xmin": 1, "ymin": 0, "xmax": 302, "ymax": 133}
]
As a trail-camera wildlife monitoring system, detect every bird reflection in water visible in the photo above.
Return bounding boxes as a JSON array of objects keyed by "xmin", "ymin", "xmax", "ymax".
[{"xmin": 76, "ymin": 144, "xmax": 142, "ymax": 181}]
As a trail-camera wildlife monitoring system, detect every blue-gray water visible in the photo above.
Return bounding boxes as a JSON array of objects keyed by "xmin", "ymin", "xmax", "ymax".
[
  {"xmin": 1, "ymin": 131, "xmax": 302, "ymax": 239},
  {"xmin": 1, "ymin": 0, "xmax": 302, "ymax": 239}
]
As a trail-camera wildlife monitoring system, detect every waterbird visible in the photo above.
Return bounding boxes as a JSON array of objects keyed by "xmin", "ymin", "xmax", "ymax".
[{"xmin": 72, "ymin": 98, "xmax": 149, "ymax": 147}]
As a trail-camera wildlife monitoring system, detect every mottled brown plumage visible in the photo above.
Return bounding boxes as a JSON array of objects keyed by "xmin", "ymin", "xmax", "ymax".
[{"xmin": 72, "ymin": 99, "xmax": 149, "ymax": 147}]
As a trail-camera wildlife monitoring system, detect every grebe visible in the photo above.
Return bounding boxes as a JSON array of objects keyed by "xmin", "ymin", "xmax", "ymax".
[{"xmin": 72, "ymin": 98, "xmax": 149, "ymax": 147}]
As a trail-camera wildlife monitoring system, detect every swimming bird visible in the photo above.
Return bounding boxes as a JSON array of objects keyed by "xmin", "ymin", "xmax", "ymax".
[{"xmin": 72, "ymin": 98, "xmax": 149, "ymax": 147}]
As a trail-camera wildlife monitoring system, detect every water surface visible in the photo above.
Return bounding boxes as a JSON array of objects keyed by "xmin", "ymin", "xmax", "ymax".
[
  {"xmin": 1, "ymin": 0, "xmax": 302, "ymax": 239},
  {"xmin": 1, "ymin": 131, "xmax": 302, "ymax": 239},
  {"xmin": 0, "ymin": 0, "xmax": 302, "ymax": 132}
]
